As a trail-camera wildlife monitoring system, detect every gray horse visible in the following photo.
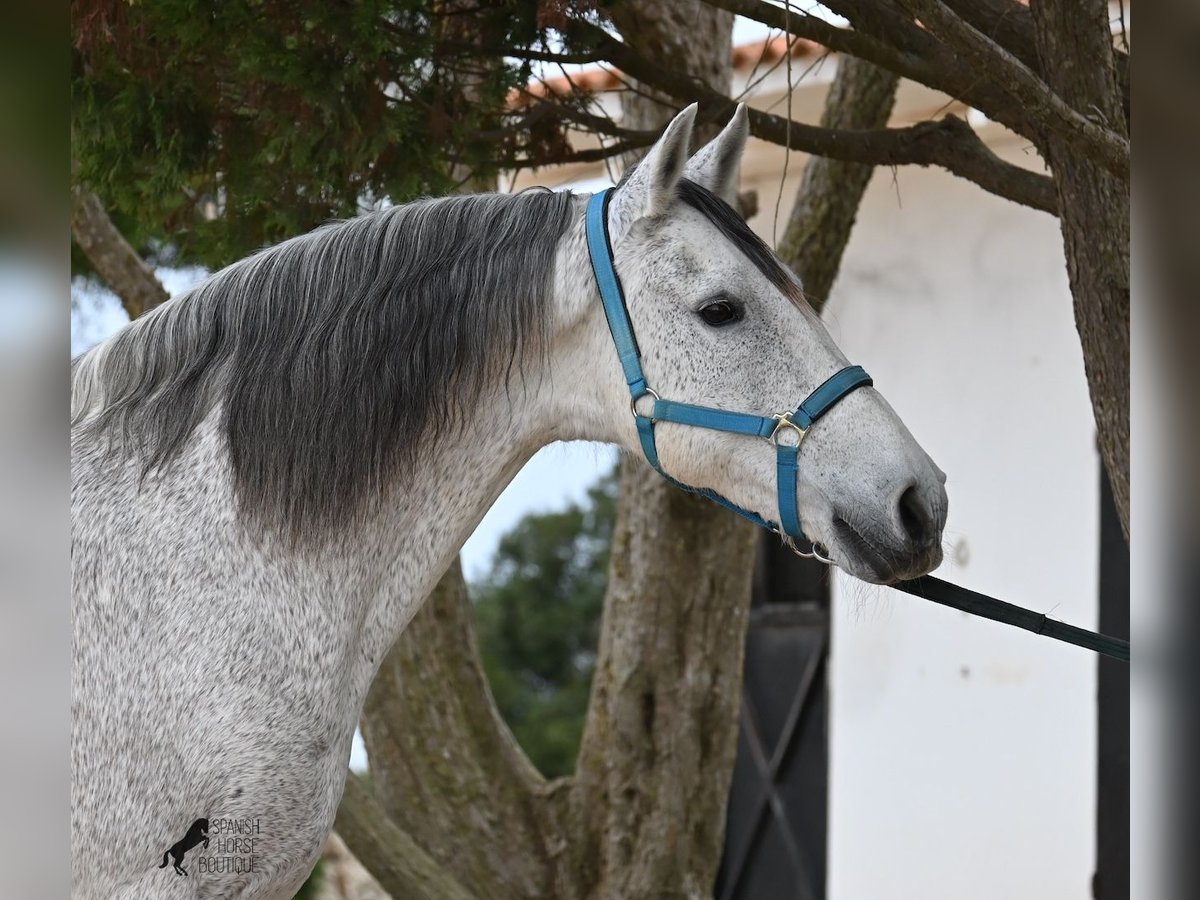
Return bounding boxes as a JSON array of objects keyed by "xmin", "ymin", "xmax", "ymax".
[{"xmin": 71, "ymin": 105, "xmax": 946, "ymax": 898}]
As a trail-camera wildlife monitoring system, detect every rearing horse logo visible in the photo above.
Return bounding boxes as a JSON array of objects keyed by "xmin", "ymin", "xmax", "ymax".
[{"xmin": 159, "ymin": 818, "xmax": 209, "ymax": 876}]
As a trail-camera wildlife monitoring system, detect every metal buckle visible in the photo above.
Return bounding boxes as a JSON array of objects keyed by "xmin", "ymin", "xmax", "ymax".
[
  {"xmin": 768, "ymin": 413, "xmax": 807, "ymax": 448},
  {"xmin": 630, "ymin": 388, "xmax": 660, "ymax": 420}
]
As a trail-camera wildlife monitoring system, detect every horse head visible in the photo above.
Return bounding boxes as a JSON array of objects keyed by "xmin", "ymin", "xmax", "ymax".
[{"xmin": 577, "ymin": 104, "xmax": 947, "ymax": 584}]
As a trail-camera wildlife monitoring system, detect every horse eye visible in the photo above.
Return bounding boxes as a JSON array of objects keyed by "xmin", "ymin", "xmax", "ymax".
[{"xmin": 698, "ymin": 299, "xmax": 742, "ymax": 327}]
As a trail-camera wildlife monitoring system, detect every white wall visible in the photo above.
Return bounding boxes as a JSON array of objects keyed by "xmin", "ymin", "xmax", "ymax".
[{"xmin": 800, "ymin": 141, "xmax": 1101, "ymax": 900}]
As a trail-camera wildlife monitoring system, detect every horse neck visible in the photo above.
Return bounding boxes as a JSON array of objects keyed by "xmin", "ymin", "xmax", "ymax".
[
  {"xmin": 320, "ymin": 387, "xmax": 539, "ymax": 668},
  {"xmin": 339, "ymin": 223, "xmax": 622, "ymax": 666}
]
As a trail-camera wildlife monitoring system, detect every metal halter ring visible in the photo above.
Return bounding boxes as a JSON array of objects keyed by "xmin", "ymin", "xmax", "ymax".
[
  {"xmin": 768, "ymin": 413, "xmax": 807, "ymax": 448},
  {"xmin": 780, "ymin": 534, "xmax": 813, "ymax": 558},
  {"xmin": 781, "ymin": 534, "xmax": 834, "ymax": 566},
  {"xmin": 630, "ymin": 388, "xmax": 660, "ymax": 420},
  {"xmin": 810, "ymin": 542, "xmax": 834, "ymax": 565}
]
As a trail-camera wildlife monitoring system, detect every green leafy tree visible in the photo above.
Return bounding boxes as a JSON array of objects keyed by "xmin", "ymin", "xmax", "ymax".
[
  {"xmin": 71, "ymin": 0, "xmax": 557, "ymax": 270},
  {"xmin": 472, "ymin": 468, "xmax": 616, "ymax": 778}
]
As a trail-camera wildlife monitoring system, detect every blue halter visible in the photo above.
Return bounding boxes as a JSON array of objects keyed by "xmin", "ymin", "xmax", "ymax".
[{"xmin": 585, "ymin": 187, "xmax": 873, "ymax": 557}]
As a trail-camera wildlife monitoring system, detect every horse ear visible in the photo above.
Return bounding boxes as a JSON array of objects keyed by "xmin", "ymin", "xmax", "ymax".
[
  {"xmin": 611, "ymin": 104, "xmax": 697, "ymax": 232},
  {"xmin": 684, "ymin": 103, "xmax": 749, "ymax": 207}
]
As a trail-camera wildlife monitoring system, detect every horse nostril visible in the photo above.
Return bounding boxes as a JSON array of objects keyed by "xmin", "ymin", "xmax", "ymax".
[{"xmin": 897, "ymin": 483, "xmax": 935, "ymax": 547}]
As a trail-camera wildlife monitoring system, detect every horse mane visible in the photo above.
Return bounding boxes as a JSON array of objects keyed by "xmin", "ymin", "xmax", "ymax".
[{"xmin": 71, "ymin": 188, "xmax": 578, "ymax": 542}]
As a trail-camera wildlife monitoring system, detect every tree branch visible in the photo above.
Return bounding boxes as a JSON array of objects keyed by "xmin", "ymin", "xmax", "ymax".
[
  {"xmin": 460, "ymin": 137, "xmax": 655, "ymax": 170},
  {"xmin": 706, "ymin": 0, "xmax": 1037, "ymax": 142},
  {"xmin": 70, "ymin": 186, "xmax": 168, "ymax": 319},
  {"xmin": 778, "ymin": 55, "xmax": 901, "ymax": 308},
  {"xmin": 820, "ymin": 0, "xmax": 943, "ymax": 55},
  {"xmin": 898, "ymin": 0, "xmax": 1129, "ymax": 178},
  {"xmin": 334, "ymin": 773, "xmax": 474, "ymax": 900},
  {"xmin": 939, "ymin": 0, "xmax": 1129, "ymax": 117},
  {"xmin": 501, "ymin": 98, "xmax": 663, "ymax": 144},
  {"xmin": 374, "ymin": 15, "xmax": 608, "ymax": 66},
  {"xmin": 573, "ymin": 22, "xmax": 1057, "ymax": 214},
  {"xmin": 701, "ymin": 0, "xmax": 942, "ymax": 91},
  {"xmin": 567, "ymin": 464, "xmax": 757, "ymax": 897}
]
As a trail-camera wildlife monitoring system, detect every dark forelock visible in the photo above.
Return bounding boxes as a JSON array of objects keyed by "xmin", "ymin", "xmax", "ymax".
[{"xmin": 675, "ymin": 178, "xmax": 805, "ymax": 305}]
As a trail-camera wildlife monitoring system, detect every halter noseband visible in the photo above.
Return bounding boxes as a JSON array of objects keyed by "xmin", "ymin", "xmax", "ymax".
[{"xmin": 585, "ymin": 187, "xmax": 872, "ymax": 559}]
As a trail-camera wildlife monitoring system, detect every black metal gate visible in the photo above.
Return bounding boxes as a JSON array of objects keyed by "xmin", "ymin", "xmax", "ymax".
[{"xmin": 715, "ymin": 539, "xmax": 831, "ymax": 900}]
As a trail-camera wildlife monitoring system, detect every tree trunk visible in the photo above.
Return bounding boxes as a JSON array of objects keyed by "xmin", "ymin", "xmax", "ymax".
[
  {"xmin": 609, "ymin": 0, "xmax": 736, "ymax": 152},
  {"xmin": 334, "ymin": 774, "xmax": 475, "ymax": 900},
  {"xmin": 777, "ymin": 56, "xmax": 900, "ymax": 310},
  {"xmin": 1030, "ymin": 0, "xmax": 1130, "ymax": 537},
  {"xmin": 70, "ymin": 186, "xmax": 168, "ymax": 320},
  {"xmin": 563, "ymin": 463, "xmax": 756, "ymax": 898},
  {"xmin": 358, "ymin": 563, "xmax": 558, "ymax": 897}
]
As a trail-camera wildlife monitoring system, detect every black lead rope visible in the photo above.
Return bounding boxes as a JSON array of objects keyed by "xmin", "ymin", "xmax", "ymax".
[{"xmin": 891, "ymin": 575, "xmax": 1131, "ymax": 662}]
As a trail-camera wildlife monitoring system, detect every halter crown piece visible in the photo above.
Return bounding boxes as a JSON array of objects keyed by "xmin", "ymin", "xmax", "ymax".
[{"xmin": 585, "ymin": 188, "xmax": 873, "ymax": 559}]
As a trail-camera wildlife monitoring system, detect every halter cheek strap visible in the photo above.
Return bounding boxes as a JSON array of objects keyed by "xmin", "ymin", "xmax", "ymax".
[{"xmin": 585, "ymin": 187, "xmax": 873, "ymax": 551}]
